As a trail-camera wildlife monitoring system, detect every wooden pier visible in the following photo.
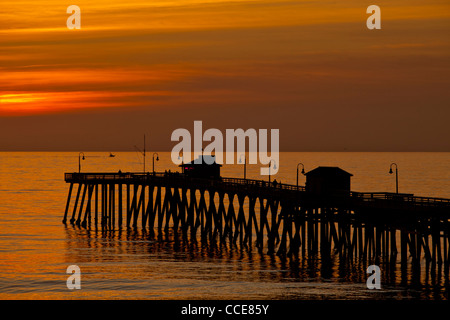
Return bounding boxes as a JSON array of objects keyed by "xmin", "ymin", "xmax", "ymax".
[{"xmin": 63, "ymin": 172, "xmax": 450, "ymax": 268}]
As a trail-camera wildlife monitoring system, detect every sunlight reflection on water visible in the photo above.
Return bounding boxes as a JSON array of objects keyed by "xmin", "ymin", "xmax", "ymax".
[{"xmin": 0, "ymin": 152, "xmax": 449, "ymax": 299}]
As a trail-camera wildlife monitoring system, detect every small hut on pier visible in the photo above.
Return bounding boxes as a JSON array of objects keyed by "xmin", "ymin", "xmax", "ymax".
[
  {"xmin": 305, "ymin": 166, "xmax": 353, "ymax": 196},
  {"xmin": 179, "ymin": 155, "xmax": 222, "ymax": 179}
]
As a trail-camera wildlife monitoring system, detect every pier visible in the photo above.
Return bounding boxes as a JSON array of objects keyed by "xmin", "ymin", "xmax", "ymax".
[{"xmin": 62, "ymin": 171, "xmax": 450, "ymax": 271}]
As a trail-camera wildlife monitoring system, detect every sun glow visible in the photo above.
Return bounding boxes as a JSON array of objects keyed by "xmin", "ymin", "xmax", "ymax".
[
  {"xmin": 1, "ymin": 0, "xmax": 449, "ymax": 117},
  {"xmin": 0, "ymin": 93, "xmax": 45, "ymax": 104}
]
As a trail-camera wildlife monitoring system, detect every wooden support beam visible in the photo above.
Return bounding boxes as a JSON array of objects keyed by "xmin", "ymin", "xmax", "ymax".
[
  {"xmin": 205, "ymin": 190, "xmax": 215, "ymax": 239},
  {"xmin": 70, "ymin": 183, "xmax": 82, "ymax": 224},
  {"xmin": 215, "ymin": 191, "xmax": 226, "ymax": 239},
  {"xmin": 81, "ymin": 184, "xmax": 94, "ymax": 228},
  {"xmin": 267, "ymin": 200, "xmax": 280, "ymax": 254},
  {"xmin": 126, "ymin": 184, "xmax": 131, "ymax": 228},
  {"xmin": 161, "ymin": 186, "xmax": 172, "ymax": 230},
  {"xmin": 422, "ymin": 232, "xmax": 432, "ymax": 262},
  {"xmin": 290, "ymin": 208, "xmax": 304, "ymax": 255},
  {"xmin": 101, "ymin": 184, "xmax": 105, "ymax": 226},
  {"xmin": 144, "ymin": 185, "xmax": 154, "ymax": 230},
  {"xmin": 350, "ymin": 222, "xmax": 357, "ymax": 258},
  {"xmin": 146, "ymin": 185, "xmax": 156, "ymax": 233},
  {"xmin": 154, "ymin": 186, "xmax": 162, "ymax": 230},
  {"xmin": 243, "ymin": 196, "xmax": 256, "ymax": 246},
  {"xmin": 133, "ymin": 184, "xmax": 146, "ymax": 228},
  {"xmin": 257, "ymin": 198, "xmax": 268, "ymax": 251},
  {"xmin": 129, "ymin": 184, "xmax": 138, "ymax": 228},
  {"xmin": 416, "ymin": 232, "xmax": 422, "ymax": 262},
  {"xmin": 187, "ymin": 189, "xmax": 196, "ymax": 233},
  {"xmin": 223, "ymin": 193, "xmax": 235, "ymax": 239},
  {"xmin": 401, "ymin": 230, "xmax": 408, "ymax": 265},
  {"xmin": 76, "ymin": 184, "xmax": 87, "ymax": 226},
  {"xmin": 444, "ymin": 226, "xmax": 448, "ymax": 269},
  {"xmin": 176, "ymin": 188, "xmax": 183, "ymax": 231},
  {"xmin": 108, "ymin": 184, "xmax": 113, "ymax": 229},
  {"xmin": 94, "ymin": 184, "xmax": 98, "ymax": 226},
  {"xmin": 171, "ymin": 187, "xmax": 181, "ymax": 231},
  {"xmin": 390, "ymin": 228, "xmax": 397, "ymax": 255},
  {"xmin": 408, "ymin": 232, "xmax": 416, "ymax": 261},
  {"xmin": 134, "ymin": 185, "xmax": 144, "ymax": 228},
  {"xmin": 118, "ymin": 184, "xmax": 122, "ymax": 228},
  {"xmin": 234, "ymin": 194, "xmax": 246, "ymax": 244},
  {"xmin": 141, "ymin": 184, "xmax": 145, "ymax": 229},
  {"xmin": 277, "ymin": 202, "xmax": 294, "ymax": 256},
  {"xmin": 111, "ymin": 183, "xmax": 115, "ymax": 229},
  {"xmin": 195, "ymin": 189, "xmax": 207, "ymax": 234},
  {"xmin": 385, "ymin": 228, "xmax": 390, "ymax": 258},
  {"xmin": 63, "ymin": 183, "xmax": 74, "ymax": 223},
  {"xmin": 102, "ymin": 184, "xmax": 107, "ymax": 227}
]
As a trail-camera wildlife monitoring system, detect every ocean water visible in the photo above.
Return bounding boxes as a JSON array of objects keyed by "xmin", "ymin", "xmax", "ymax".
[{"xmin": 0, "ymin": 152, "xmax": 449, "ymax": 300}]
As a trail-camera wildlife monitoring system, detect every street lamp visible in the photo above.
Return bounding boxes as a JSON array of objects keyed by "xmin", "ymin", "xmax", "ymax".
[
  {"xmin": 152, "ymin": 152, "xmax": 159, "ymax": 174},
  {"xmin": 268, "ymin": 159, "xmax": 277, "ymax": 184},
  {"xmin": 389, "ymin": 163, "xmax": 399, "ymax": 194},
  {"xmin": 297, "ymin": 163, "xmax": 305, "ymax": 187},
  {"xmin": 239, "ymin": 154, "xmax": 247, "ymax": 180},
  {"xmin": 78, "ymin": 152, "xmax": 85, "ymax": 173},
  {"xmin": 178, "ymin": 151, "xmax": 184, "ymax": 173}
]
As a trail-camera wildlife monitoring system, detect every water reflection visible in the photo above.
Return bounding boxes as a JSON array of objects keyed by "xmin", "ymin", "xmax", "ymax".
[{"xmin": 64, "ymin": 217, "xmax": 449, "ymax": 300}]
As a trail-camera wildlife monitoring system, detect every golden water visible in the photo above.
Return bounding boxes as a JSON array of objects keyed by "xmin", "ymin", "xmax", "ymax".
[{"xmin": 0, "ymin": 152, "xmax": 449, "ymax": 299}]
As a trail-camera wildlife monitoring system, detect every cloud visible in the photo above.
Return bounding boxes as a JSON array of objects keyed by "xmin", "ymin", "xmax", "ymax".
[{"xmin": 0, "ymin": 0, "xmax": 449, "ymax": 150}]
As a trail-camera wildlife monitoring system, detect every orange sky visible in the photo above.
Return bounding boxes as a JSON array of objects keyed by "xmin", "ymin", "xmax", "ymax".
[{"xmin": 0, "ymin": 0, "xmax": 449, "ymax": 151}]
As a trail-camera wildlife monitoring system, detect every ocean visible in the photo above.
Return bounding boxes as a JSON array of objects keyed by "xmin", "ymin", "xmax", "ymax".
[{"xmin": 0, "ymin": 152, "xmax": 449, "ymax": 299}]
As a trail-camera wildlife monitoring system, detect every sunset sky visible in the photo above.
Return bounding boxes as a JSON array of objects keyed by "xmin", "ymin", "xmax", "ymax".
[{"xmin": 0, "ymin": 0, "xmax": 449, "ymax": 151}]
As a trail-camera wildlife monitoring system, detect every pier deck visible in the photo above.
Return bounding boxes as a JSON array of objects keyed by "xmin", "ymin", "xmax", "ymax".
[{"xmin": 64, "ymin": 172, "xmax": 450, "ymax": 214}]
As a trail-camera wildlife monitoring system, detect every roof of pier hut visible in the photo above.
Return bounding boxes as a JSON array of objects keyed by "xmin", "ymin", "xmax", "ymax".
[
  {"xmin": 179, "ymin": 155, "xmax": 222, "ymax": 167},
  {"xmin": 305, "ymin": 166, "xmax": 353, "ymax": 177}
]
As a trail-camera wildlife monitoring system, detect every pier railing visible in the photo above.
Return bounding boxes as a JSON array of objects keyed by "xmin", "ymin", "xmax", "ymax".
[
  {"xmin": 65, "ymin": 172, "xmax": 450, "ymax": 209},
  {"xmin": 64, "ymin": 172, "xmax": 306, "ymax": 192},
  {"xmin": 349, "ymin": 191, "xmax": 450, "ymax": 207}
]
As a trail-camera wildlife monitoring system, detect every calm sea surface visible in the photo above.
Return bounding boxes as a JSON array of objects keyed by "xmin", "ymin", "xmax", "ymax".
[{"xmin": 0, "ymin": 152, "xmax": 449, "ymax": 299}]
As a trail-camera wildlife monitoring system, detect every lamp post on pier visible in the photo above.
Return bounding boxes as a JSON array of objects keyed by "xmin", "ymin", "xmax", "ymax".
[
  {"xmin": 297, "ymin": 163, "xmax": 305, "ymax": 187},
  {"xmin": 239, "ymin": 154, "xmax": 247, "ymax": 180},
  {"xmin": 268, "ymin": 159, "xmax": 277, "ymax": 184},
  {"xmin": 152, "ymin": 152, "xmax": 159, "ymax": 174},
  {"xmin": 178, "ymin": 151, "xmax": 184, "ymax": 173},
  {"xmin": 389, "ymin": 163, "xmax": 399, "ymax": 194},
  {"xmin": 78, "ymin": 152, "xmax": 85, "ymax": 173}
]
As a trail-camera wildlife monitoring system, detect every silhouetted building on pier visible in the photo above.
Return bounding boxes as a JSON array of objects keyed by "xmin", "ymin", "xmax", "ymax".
[
  {"xmin": 180, "ymin": 155, "xmax": 222, "ymax": 179},
  {"xmin": 305, "ymin": 166, "xmax": 352, "ymax": 195}
]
